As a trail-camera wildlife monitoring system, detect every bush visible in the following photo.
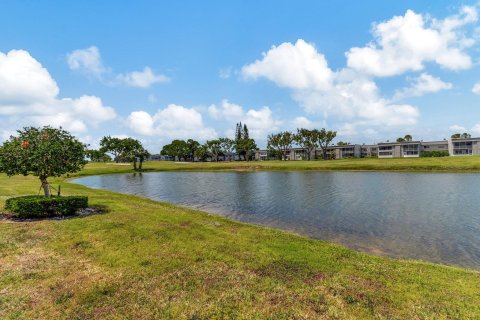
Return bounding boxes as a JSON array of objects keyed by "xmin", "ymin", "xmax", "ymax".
[
  {"xmin": 4, "ymin": 195, "xmax": 88, "ymax": 219},
  {"xmin": 420, "ymin": 151, "xmax": 449, "ymax": 157}
]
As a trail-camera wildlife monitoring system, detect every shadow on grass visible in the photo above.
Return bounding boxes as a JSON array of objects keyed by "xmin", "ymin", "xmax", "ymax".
[{"xmin": 0, "ymin": 205, "xmax": 110, "ymax": 223}]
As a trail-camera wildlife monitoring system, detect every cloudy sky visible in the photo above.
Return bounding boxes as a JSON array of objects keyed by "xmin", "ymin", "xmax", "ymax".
[{"xmin": 1, "ymin": 1, "xmax": 480, "ymax": 151}]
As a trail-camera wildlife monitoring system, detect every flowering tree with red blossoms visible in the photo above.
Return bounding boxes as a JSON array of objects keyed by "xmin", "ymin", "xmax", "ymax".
[{"xmin": 0, "ymin": 127, "xmax": 86, "ymax": 197}]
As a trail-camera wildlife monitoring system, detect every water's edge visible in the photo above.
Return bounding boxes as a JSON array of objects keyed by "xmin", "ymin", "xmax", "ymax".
[{"xmin": 72, "ymin": 171, "xmax": 480, "ymax": 270}]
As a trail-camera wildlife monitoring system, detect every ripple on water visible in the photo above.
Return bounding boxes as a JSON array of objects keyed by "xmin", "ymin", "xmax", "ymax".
[{"xmin": 73, "ymin": 171, "xmax": 480, "ymax": 269}]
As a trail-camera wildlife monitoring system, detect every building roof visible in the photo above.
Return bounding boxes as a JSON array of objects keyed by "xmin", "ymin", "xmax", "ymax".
[
  {"xmin": 450, "ymin": 137, "xmax": 480, "ymax": 142},
  {"xmin": 377, "ymin": 141, "xmax": 421, "ymax": 146}
]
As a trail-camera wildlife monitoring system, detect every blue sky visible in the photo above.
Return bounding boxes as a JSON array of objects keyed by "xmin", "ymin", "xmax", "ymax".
[{"xmin": 0, "ymin": 1, "xmax": 479, "ymax": 151}]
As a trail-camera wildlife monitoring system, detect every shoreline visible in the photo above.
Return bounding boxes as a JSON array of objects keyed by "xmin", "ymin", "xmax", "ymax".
[
  {"xmin": 1, "ymin": 160, "xmax": 480, "ymax": 318},
  {"xmin": 70, "ymin": 170, "xmax": 480, "ymax": 271}
]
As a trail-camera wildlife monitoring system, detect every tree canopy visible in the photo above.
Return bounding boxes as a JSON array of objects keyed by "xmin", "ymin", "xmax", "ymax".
[
  {"xmin": 0, "ymin": 126, "xmax": 86, "ymax": 197},
  {"xmin": 86, "ymin": 149, "xmax": 111, "ymax": 162},
  {"xmin": 268, "ymin": 131, "xmax": 294, "ymax": 160},
  {"xmin": 161, "ymin": 140, "xmax": 189, "ymax": 161},
  {"xmin": 451, "ymin": 133, "xmax": 471, "ymax": 139},
  {"xmin": 317, "ymin": 129, "xmax": 337, "ymax": 160},
  {"xmin": 99, "ymin": 136, "xmax": 149, "ymax": 169},
  {"xmin": 295, "ymin": 129, "xmax": 320, "ymax": 160},
  {"xmin": 100, "ymin": 136, "xmax": 124, "ymax": 163},
  {"xmin": 205, "ymin": 140, "xmax": 222, "ymax": 162}
]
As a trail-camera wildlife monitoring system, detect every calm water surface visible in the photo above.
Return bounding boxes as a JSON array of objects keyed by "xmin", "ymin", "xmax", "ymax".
[{"xmin": 73, "ymin": 171, "xmax": 480, "ymax": 269}]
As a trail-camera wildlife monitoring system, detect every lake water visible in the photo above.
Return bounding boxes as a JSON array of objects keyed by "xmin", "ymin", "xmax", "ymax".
[{"xmin": 73, "ymin": 171, "xmax": 480, "ymax": 269}]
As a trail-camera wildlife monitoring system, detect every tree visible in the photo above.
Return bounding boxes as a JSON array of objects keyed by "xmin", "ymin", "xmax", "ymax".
[
  {"xmin": 238, "ymin": 138, "xmax": 257, "ymax": 161},
  {"xmin": 219, "ymin": 138, "xmax": 235, "ymax": 161},
  {"xmin": 235, "ymin": 122, "xmax": 243, "ymax": 142},
  {"xmin": 268, "ymin": 131, "xmax": 294, "ymax": 160},
  {"xmin": 119, "ymin": 138, "xmax": 150, "ymax": 170},
  {"xmin": 118, "ymin": 138, "xmax": 141, "ymax": 168},
  {"xmin": 451, "ymin": 133, "xmax": 471, "ymax": 139},
  {"xmin": 86, "ymin": 149, "xmax": 111, "ymax": 162},
  {"xmin": 336, "ymin": 141, "xmax": 350, "ymax": 146},
  {"xmin": 135, "ymin": 147, "xmax": 150, "ymax": 170},
  {"xmin": 317, "ymin": 128, "xmax": 337, "ymax": 160},
  {"xmin": 267, "ymin": 133, "xmax": 282, "ymax": 160},
  {"xmin": 194, "ymin": 144, "xmax": 208, "ymax": 161},
  {"xmin": 243, "ymin": 124, "xmax": 249, "ymax": 139},
  {"xmin": 186, "ymin": 139, "xmax": 200, "ymax": 161},
  {"xmin": 161, "ymin": 140, "xmax": 189, "ymax": 161},
  {"xmin": 205, "ymin": 140, "xmax": 222, "ymax": 162},
  {"xmin": 160, "ymin": 144, "xmax": 174, "ymax": 160},
  {"xmin": 233, "ymin": 123, "xmax": 255, "ymax": 160},
  {"xmin": 295, "ymin": 129, "xmax": 319, "ymax": 160},
  {"xmin": 396, "ymin": 137, "xmax": 406, "ymax": 142},
  {"xmin": 404, "ymin": 134, "xmax": 413, "ymax": 142},
  {"xmin": 100, "ymin": 136, "xmax": 124, "ymax": 163},
  {"xmin": 0, "ymin": 127, "xmax": 86, "ymax": 197}
]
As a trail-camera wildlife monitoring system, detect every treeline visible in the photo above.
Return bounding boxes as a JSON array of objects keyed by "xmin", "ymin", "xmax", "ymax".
[
  {"xmin": 86, "ymin": 136, "xmax": 150, "ymax": 170},
  {"xmin": 267, "ymin": 128, "xmax": 337, "ymax": 160},
  {"xmin": 160, "ymin": 123, "xmax": 257, "ymax": 161}
]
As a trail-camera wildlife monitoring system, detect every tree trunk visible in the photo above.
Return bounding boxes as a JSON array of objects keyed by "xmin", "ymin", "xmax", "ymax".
[
  {"xmin": 133, "ymin": 159, "xmax": 137, "ymax": 170},
  {"xmin": 139, "ymin": 159, "xmax": 143, "ymax": 170},
  {"xmin": 40, "ymin": 177, "xmax": 50, "ymax": 197}
]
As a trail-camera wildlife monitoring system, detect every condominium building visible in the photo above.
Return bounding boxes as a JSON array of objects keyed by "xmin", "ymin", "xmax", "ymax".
[
  {"xmin": 449, "ymin": 137, "xmax": 480, "ymax": 155},
  {"xmin": 255, "ymin": 137, "xmax": 480, "ymax": 160},
  {"xmin": 377, "ymin": 141, "xmax": 422, "ymax": 158}
]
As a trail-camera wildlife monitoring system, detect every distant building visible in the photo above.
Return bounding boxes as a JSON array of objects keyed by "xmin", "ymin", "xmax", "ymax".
[
  {"xmin": 255, "ymin": 137, "xmax": 480, "ymax": 160},
  {"xmin": 448, "ymin": 137, "xmax": 480, "ymax": 156},
  {"xmin": 148, "ymin": 154, "xmax": 173, "ymax": 161}
]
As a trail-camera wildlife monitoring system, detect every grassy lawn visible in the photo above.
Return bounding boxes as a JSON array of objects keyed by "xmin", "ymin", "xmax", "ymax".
[
  {"xmin": 1, "ymin": 158, "xmax": 480, "ymax": 319},
  {"xmin": 76, "ymin": 156, "xmax": 480, "ymax": 175}
]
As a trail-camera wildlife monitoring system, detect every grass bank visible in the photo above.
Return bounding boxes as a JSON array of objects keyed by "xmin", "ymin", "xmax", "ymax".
[
  {"xmin": 76, "ymin": 156, "xmax": 480, "ymax": 176},
  {"xmin": 1, "ymin": 159, "xmax": 480, "ymax": 319}
]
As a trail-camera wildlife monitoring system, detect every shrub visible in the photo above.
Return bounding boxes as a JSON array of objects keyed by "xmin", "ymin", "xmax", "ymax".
[
  {"xmin": 420, "ymin": 151, "xmax": 449, "ymax": 158},
  {"xmin": 4, "ymin": 195, "xmax": 88, "ymax": 219}
]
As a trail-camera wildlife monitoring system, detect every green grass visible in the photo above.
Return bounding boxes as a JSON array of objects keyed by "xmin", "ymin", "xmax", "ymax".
[
  {"xmin": 0, "ymin": 158, "xmax": 480, "ymax": 319},
  {"xmin": 73, "ymin": 156, "xmax": 480, "ymax": 176}
]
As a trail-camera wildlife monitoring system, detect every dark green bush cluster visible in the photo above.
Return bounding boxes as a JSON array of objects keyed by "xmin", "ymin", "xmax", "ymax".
[
  {"xmin": 4, "ymin": 195, "xmax": 88, "ymax": 219},
  {"xmin": 420, "ymin": 151, "xmax": 449, "ymax": 157}
]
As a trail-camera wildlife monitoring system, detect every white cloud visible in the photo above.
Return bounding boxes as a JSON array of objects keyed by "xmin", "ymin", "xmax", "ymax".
[
  {"xmin": 208, "ymin": 99, "xmax": 244, "ymax": 120},
  {"xmin": 0, "ymin": 50, "xmax": 59, "ymax": 105},
  {"xmin": 67, "ymin": 47, "xmax": 169, "ymax": 88},
  {"xmin": 0, "ymin": 49, "xmax": 116, "ymax": 136},
  {"xmin": 207, "ymin": 100, "xmax": 281, "ymax": 139},
  {"xmin": 346, "ymin": 6, "xmax": 477, "ymax": 77},
  {"xmin": 117, "ymin": 67, "xmax": 170, "ymax": 88},
  {"xmin": 242, "ymin": 39, "xmax": 333, "ymax": 91},
  {"xmin": 394, "ymin": 73, "xmax": 452, "ymax": 100},
  {"xmin": 338, "ymin": 123, "xmax": 358, "ymax": 136},
  {"xmin": 291, "ymin": 116, "xmax": 314, "ymax": 129},
  {"xmin": 472, "ymin": 123, "xmax": 480, "ymax": 135},
  {"xmin": 449, "ymin": 124, "xmax": 467, "ymax": 132},
  {"xmin": 450, "ymin": 124, "xmax": 480, "ymax": 136},
  {"xmin": 472, "ymin": 82, "xmax": 480, "ymax": 94},
  {"xmin": 243, "ymin": 106, "xmax": 281, "ymax": 139},
  {"xmin": 127, "ymin": 104, "xmax": 217, "ymax": 140},
  {"xmin": 127, "ymin": 111, "xmax": 156, "ymax": 136},
  {"xmin": 66, "ymin": 46, "xmax": 105, "ymax": 77},
  {"xmin": 242, "ymin": 42, "xmax": 419, "ymax": 130}
]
